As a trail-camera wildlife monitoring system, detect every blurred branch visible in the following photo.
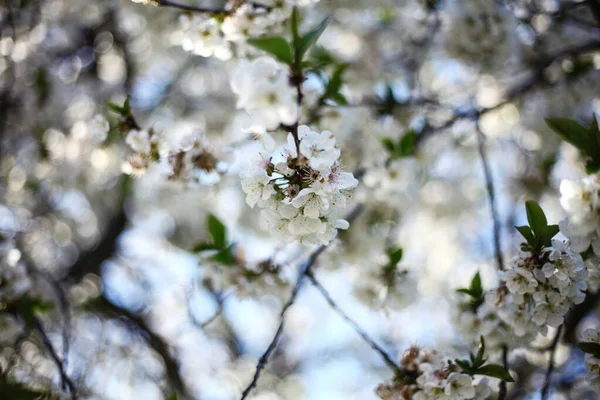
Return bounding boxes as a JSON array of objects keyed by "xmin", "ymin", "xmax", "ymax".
[
  {"xmin": 149, "ymin": 0, "xmax": 231, "ymax": 14},
  {"xmin": 563, "ymin": 292, "xmax": 600, "ymax": 344},
  {"xmin": 475, "ymin": 123, "xmax": 504, "ymax": 272},
  {"xmin": 89, "ymin": 294, "xmax": 192, "ymax": 399},
  {"xmin": 305, "ymin": 270, "xmax": 402, "ymax": 374},
  {"xmin": 31, "ymin": 315, "xmax": 77, "ymax": 400},
  {"xmin": 60, "ymin": 207, "xmax": 127, "ymax": 283},
  {"xmin": 239, "ymin": 204, "xmax": 364, "ymax": 400},
  {"xmin": 417, "ymin": 39, "xmax": 600, "ymax": 146},
  {"xmin": 541, "ymin": 325, "xmax": 563, "ymax": 399}
]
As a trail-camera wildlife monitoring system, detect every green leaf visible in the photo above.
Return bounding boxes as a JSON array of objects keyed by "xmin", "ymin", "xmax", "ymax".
[
  {"xmin": 166, "ymin": 393, "xmax": 178, "ymax": 400},
  {"xmin": 470, "ymin": 272, "xmax": 482, "ymax": 297},
  {"xmin": 0, "ymin": 382, "xmax": 48, "ymax": 400},
  {"xmin": 208, "ymin": 214, "xmax": 227, "ymax": 250},
  {"xmin": 515, "ymin": 225, "xmax": 535, "ymax": 246},
  {"xmin": 191, "ymin": 242, "xmax": 217, "ymax": 253},
  {"xmin": 541, "ymin": 224, "xmax": 560, "ymax": 245},
  {"xmin": 456, "ymin": 288, "xmax": 473, "ymax": 296},
  {"xmin": 107, "ymin": 102, "xmax": 125, "ymax": 115},
  {"xmin": 387, "ymin": 248, "xmax": 403, "ymax": 266},
  {"xmin": 381, "ymin": 137, "xmax": 395, "ymax": 152},
  {"xmin": 475, "ymin": 364, "xmax": 515, "ymax": 382},
  {"xmin": 290, "ymin": 7, "xmax": 300, "ymax": 44},
  {"xmin": 212, "ymin": 245, "xmax": 236, "ymax": 266},
  {"xmin": 397, "ymin": 130, "xmax": 417, "ymax": 157},
  {"xmin": 475, "ymin": 336, "xmax": 485, "ymax": 366},
  {"xmin": 297, "ymin": 16, "xmax": 332, "ymax": 62},
  {"xmin": 579, "ymin": 342, "xmax": 600, "ymax": 357},
  {"xmin": 454, "ymin": 359, "xmax": 472, "ymax": 373},
  {"xmin": 324, "ymin": 65, "xmax": 346, "ymax": 98},
  {"xmin": 545, "ymin": 118, "xmax": 589, "ymax": 152},
  {"xmin": 525, "ymin": 200, "xmax": 547, "ymax": 238},
  {"xmin": 247, "ymin": 36, "xmax": 294, "ymax": 65}
]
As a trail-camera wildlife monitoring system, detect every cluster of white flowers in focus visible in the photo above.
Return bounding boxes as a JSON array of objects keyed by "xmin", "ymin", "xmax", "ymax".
[
  {"xmin": 231, "ymin": 57, "xmax": 299, "ymax": 134},
  {"xmin": 487, "ymin": 241, "xmax": 587, "ymax": 339},
  {"xmin": 582, "ymin": 329, "xmax": 600, "ymax": 392},
  {"xmin": 0, "ymin": 238, "xmax": 31, "ymax": 302},
  {"xmin": 376, "ymin": 347, "xmax": 491, "ymax": 400},
  {"xmin": 241, "ymin": 125, "xmax": 358, "ymax": 245},
  {"xmin": 123, "ymin": 129, "xmax": 225, "ymax": 184}
]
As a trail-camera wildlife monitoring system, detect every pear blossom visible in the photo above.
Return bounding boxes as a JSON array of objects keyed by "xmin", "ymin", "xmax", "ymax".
[{"xmin": 582, "ymin": 329, "xmax": 600, "ymax": 392}]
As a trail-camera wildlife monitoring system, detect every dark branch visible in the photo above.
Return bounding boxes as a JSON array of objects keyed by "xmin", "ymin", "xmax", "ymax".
[
  {"xmin": 541, "ymin": 325, "xmax": 563, "ymax": 399},
  {"xmin": 239, "ymin": 204, "xmax": 364, "ymax": 400},
  {"xmin": 305, "ymin": 270, "xmax": 402, "ymax": 375},
  {"xmin": 149, "ymin": 0, "xmax": 231, "ymax": 14},
  {"xmin": 90, "ymin": 294, "xmax": 191, "ymax": 399},
  {"xmin": 32, "ymin": 316, "xmax": 77, "ymax": 400},
  {"xmin": 475, "ymin": 124, "xmax": 504, "ymax": 271}
]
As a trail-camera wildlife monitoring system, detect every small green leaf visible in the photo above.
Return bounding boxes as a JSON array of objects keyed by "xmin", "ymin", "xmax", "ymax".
[
  {"xmin": 290, "ymin": 7, "xmax": 300, "ymax": 43},
  {"xmin": 475, "ymin": 336, "xmax": 485, "ymax": 365},
  {"xmin": 297, "ymin": 16, "xmax": 332, "ymax": 62},
  {"xmin": 475, "ymin": 364, "xmax": 515, "ymax": 382},
  {"xmin": 515, "ymin": 225, "xmax": 535, "ymax": 246},
  {"xmin": 107, "ymin": 102, "xmax": 124, "ymax": 115},
  {"xmin": 208, "ymin": 214, "xmax": 227, "ymax": 249},
  {"xmin": 212, "ymin": 245, "xmax": 236, "ymax": 266},
  {"xmin": 470, "ymin": 272, "xmax": 482, "ymax": 298},
  {"xmin": 454, "ymin": 359, "xmax": 472, "ymax": 373},
  {"xmin": 579, "ymin": 342, "xmax": 600, "ymax": 358},
  {"xmin": 525, "ymin": 200, "xmax": 547, "ymax": 238},
  {"xmin": 545, "ymin": 118, "xmax": 589, "ymax": 151},
  {"xmin": 456, "ymin": 288, "xmax": 473, "ymax": 296},
  {"xmin": 324, "ymin": 64, "xmax": 346, "ymax": 98},
  {"xmin": 166, "ymin": 393, "xmax": 179, "ymax": 400},
  {"xmin": 247, "ymin": 36, "xmax": 294, "ymax": 65},
  {"xmin": 381, "ymin": 137, "xmax": 395, "ymax": 152},
  {"xmin": 541, "ymin": 224, "xmax": 560, "ymax": 245},
  {"xmin": 387, "ymin": 248, "xmax": 403, "ymax": 266},
  {"xmin": 397, "ymin": 130, "xmax": 417, "ymax": 157},
  {"xmin": 191, "ymin": 242, "xmax": 217, "ymax": 253}
]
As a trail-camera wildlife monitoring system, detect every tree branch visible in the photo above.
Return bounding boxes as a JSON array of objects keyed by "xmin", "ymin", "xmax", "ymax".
[
  {"xmin": 89, "ymin": 294, "xmax": 192, "ymax": 399},
  {"xmin": 305, "ymin": 270, "xmax": 402, "ymax": 374},
  {"xmin": 541, "ymin": 325, "xmax": 563, "ymax": 399},
  {"xmin": 239, "ymin": 204, "xmax": 364, "ymax": 400}
]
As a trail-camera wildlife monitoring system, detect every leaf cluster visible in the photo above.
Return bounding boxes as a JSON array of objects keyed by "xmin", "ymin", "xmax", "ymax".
[
  {"xmin": 454, "ymin": 337, "xmax": 514, "ymax": 382},
  {"xmin": 191, "ymin": 214, "xmax": 236, "ymax": 266},
  {"xmin": 515, "ymin": 200, "xmax": 559, "ymax": 253}
]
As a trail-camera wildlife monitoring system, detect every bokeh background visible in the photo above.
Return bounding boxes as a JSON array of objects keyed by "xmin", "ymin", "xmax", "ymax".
[{"xmin": 2, "ymin": 0, "xmax": 600, "ymax": 398}]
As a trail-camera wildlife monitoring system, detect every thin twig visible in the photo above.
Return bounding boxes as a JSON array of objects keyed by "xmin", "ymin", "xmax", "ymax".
[
  {"xmin": 32, "ymin": 316, "xmax": 77, "ymax": 400},
  {"xmin": 475, "ymin": 124, "xmax": 504, "ymax": 272},
  {"xmin": 499, "ymin": 345, "xmax": 509, "ymax": 400},
  {"xmin": 239, "ymin": 205, "xmax": 364, "ymax": 400},
  {"xmin": 149, "ymin": 0, "xmax": 231, "ymax": 14},
  {"xmin": 305, "ymin": 270, "xmax": 402, "ymax": 374},
  {"xmin": 541, "ymin": 325, "xmax": 563, "ymax": 399}
]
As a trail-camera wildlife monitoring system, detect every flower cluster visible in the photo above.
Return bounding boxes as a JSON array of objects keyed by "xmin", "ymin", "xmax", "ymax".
[
  {"xmin": 454, "ymin": 299, "xmax": 512, "ymax": 350},
  {"xmin": 230, "ymin": 57, "xmax": 299, "ymax": 134},
  {"xmin": 488, "ymin": 240, "xmax": 587, "ymax": 339},
  {"xmin": 375, "ymin": 347, "xmax": 491, "ymax": 400},
  {"xmin": 241, "ymin": 125, "xmax": 358, "ymax": 245},
  {"xmin": 123, "ymin": 129, "xmax": 224, "ymax": 184},
  {"xmin": 559, "ymin": 174, "xmax": 600, "ymax": 254}
]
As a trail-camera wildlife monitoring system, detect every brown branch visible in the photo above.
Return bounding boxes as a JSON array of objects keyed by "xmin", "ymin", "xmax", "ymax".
[
  {"xmin": 541, "ymin": 325, "xmax": 563, "ymax": 399},
  {"xmin": 305, "ymin": 270, "xmax": 402, "ymax": 374},
  {"xmin": 90, "ymin": 294, "xmax": 192, "ymax": 399}
]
